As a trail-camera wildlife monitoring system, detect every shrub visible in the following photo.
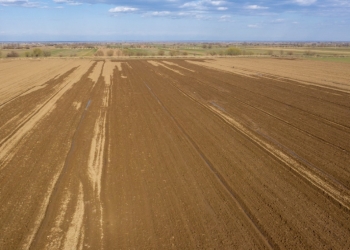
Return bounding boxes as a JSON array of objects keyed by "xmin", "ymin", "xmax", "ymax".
[
  {"xmin": 304, "ymin": 50, "xmax": 315, "ymax": 56},
  {"xmin": 158, "ymin": 50, "xmax": 165, "ymax": 56},
  {"xmin": 25, "ymin": 51, "xmax": 31, "ymax": 57},
  {"xmin": 94, "ymin": 50, "xmax": 104, "ymax": 56},
  {"xmin": 182, "ymin": 51, "xmax": 188, "ymax": 56},
  {"xmin": 32, "ymin": 48, "xmax": 42, "ymax": 57},
  {"xmin": 287, "ymin": 51, "xmax": 294, "ymax": 56},
  {"xmin": 107, "ymin": 50, "xmax": 114, "ymax": 56},
  {"xmin": 242, "ymin": 50, "xmax": 254, "ymax": 55},
  {"xmin": 267, "ymin": 50, "xmax": 274, "ymax": 56},
  {"xmin": 169, "ymin": 50, "xmax": 180, "ymax": 56},
  {"xmin": 43, "ymin": 51, "xmax": 51, "ymax": 57},
  {"xmin": 226, "ymin": 47, "xmax": 242, "ymax": 56},
  {"xmin": 7, "ymin": 51, "xmax": 20, "ymax": 57}
]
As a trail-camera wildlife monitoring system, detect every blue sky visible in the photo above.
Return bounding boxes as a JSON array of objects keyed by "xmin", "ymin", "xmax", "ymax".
[{"xmin": 0, "ymin": 0, "xmax": 349, "ymax": 41}]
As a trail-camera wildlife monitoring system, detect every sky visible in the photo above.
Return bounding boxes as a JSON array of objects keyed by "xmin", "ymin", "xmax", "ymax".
[{"xmin": 0, "ymin": 0, "xmax": 349, "ymax": 41}]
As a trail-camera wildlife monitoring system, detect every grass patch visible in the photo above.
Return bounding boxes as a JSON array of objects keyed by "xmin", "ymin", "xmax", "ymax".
[{"xmin": 306, "ymin": 57, "xmax": 350, "ymax": 63}]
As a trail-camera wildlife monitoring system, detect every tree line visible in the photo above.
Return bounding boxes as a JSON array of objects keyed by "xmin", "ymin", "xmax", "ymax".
[{"xmin": 2, "ymin": 48, "xmax": 51, "ymax": 58}]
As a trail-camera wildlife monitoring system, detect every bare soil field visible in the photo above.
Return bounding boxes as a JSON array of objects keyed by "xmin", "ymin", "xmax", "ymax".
[
  {"xmin": 0, "ymin": 58, "xmax": 349, "ymax": 249},
  {"xmin": 188, "ymin": 58, "xmax": 350, "ymax": 92}
]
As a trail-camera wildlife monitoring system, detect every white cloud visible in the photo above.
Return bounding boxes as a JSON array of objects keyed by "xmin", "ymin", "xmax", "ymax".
[
  {"xmin": 0, "ymin": 0, "xmax": 39, "ymax": 7},
  {"xmin": 293, "ymin": 0, "xmax": 317, "ymax": 5},
  {"xmin": 219, "ymin": 14, "xmax": 231, "ymax": 21},
  {"xmin": 271, "ymin": 18, "xmax": 285, "ymax": 23},
  {"xmin": 150, "ymin": 11, "xmax": 171, "ymax": 16},
  {"xmin": 332, "ymin": 0, "xmax": 350, "ymax": 7},
  {"xmin": 180, "ymin": 0, "xmax": 226, "ymax": 10},
  {"xmin": 181, "ymin": 1, "xmax": 205, "ymax": 9},
  {"xmin": 210, "ymin": 1, "xmax": 225, "ymax": 6},
  {"xmin": 217, "ymin": 7, "xmax": 227, "ymax": 10},
  {"xmin": 248, "ymin": 24, "xmax": 258, "ymax": 28},
  {"xmin": 109, "ymin": 6, "xmax": 138, "ymax": 13},
  {"xmin": 245, "ymin": 5, "xmax": 269, "ymax": 10},
  {"xmin": 53, "ymin": 0, "xmax": 82, "ymax": 5}
]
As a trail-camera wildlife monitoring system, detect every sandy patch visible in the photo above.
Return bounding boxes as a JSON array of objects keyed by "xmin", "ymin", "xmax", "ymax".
[
  {"xmin": 115, "ymin": 62, "xmax": 122, "ymax": 72},
  {"xmin": 89, "ymin": 61, "xmax": 104, "ymax": 83},
  {"xmin": 0, "ymin": 61, "xmax": 93, "ymax": 168},
  {"xmin": 87, "ymin": 69, "xmax": 110, "ymax": 241},
  {"xmin": 163, "ymin": 61, "xmax": 195, "ymax": 72},
  {"xmin": 20, "ymin": 85, "xmax": 46, "ymax": 97},
  {"xmin": 186, "ymin": 60, "xmax": 257, "ymax": 79},
  {"xmin": 102, "ymin": 60, "xmax": 117, "ymax": 86},
  {"xmin": 88, "ymin": 111, "xmax": 107, "ymax": 196},
  {"xmin": 62, "ymin": 182, "xmax": 85, "ymax": 250},
  {"xmin": 0, "ymin": 59, "xmax": 87, "ymax": 105},
  {"xmin": 147, "ymin": 61, "xmax": 184, "ymax": 75},
  {"xmin": 45, "ymin": 191, "xmax": 71, "ymax": 250},
  {"xmin": 196, "ymin": 58, "xmax": 350, "ymax": 93},
  {"xmin": 72, "ymin": 102, "xmax": 81, "ymax": 110},
  {"xmin": 125, "ymin": 62, "xmax": 132, "ymax": 69},
  {"xmin": 22, "ymin": 172, "xmax": 60, "ymax": 250}
]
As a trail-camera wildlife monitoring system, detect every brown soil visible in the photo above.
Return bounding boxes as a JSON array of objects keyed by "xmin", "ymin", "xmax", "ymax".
[
  {"xmin": 187, "ymin": 58, "xmax": 350, "ymax": 93},
  {"xmin": 0, "ymin": 58, "xmax": 349, "ymax": 249}
]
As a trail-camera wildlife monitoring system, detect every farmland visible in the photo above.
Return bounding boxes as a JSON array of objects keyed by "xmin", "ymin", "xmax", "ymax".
[
  {"xmin": 0, "ymin": 58, "xmax": 350, "ymax": 249},
  {"xmin": 1, "ymin": 42, "xmax": 350, "ymax": 62}
]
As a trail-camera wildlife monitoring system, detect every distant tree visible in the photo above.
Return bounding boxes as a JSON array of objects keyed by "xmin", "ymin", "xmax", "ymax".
[
  {"xmin": 7, "ymin": 51, "xmax": 20, "ymax": 57},
  {"xmin": 226, "ymin": 47, "xmax": 242, "ymax": 56},
  {"xmin": 202, "ymin": 44, "xmax": 207, "ymax": 49},
  {"xmin": 94, "ymin": 50, "xmax": 104, "ymax": 56},
  {"xmin": 158, "ymin": 50, "xmax": 165, "ymax": 56},
  {"xmin": 43, "ymin": 51, "xmax": 51, "ymax": 57},
  {"xmin": 25, "ymin": 51, "xmax": 31, "ymax": 57},
  {"xmin": 267, "ymin": 50, "xmax": 274, "ymax": 56},
  {"xmin": 287, "ymin": 51, "xmax": 294, "ymax": 56},
  {"xmin": 32, "ymin": 48, "xmax": 42, "ymax": 57},
  {"xmin": 122, "ymin": 49, "xmax": 129, "ymax": 56},
  {"xmin": 304, "ymin": 50, "xmax": 315, "ymax": 56},
  {"xmin": 107, "ymin": 50, "xmax": 114, "ymax": 56}
]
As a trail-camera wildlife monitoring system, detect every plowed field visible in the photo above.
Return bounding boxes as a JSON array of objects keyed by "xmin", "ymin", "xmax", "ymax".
[{"xmin": 0, "ymin": 58, "xmax": 349, "ymax": 249}]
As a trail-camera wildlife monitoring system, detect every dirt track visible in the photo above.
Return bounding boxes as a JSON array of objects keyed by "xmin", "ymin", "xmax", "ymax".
[{"xmin": 0, "ymin": 59, "xmax": 349, "ymax": 249}]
